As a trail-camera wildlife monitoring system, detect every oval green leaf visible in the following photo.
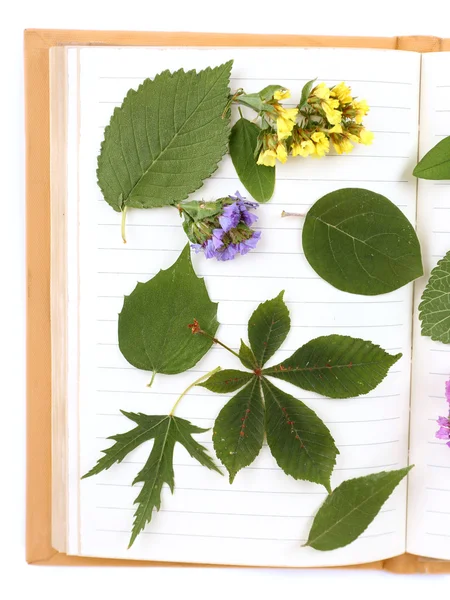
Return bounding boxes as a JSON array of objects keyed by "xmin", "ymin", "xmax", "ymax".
[
  {"xmin": 229, "ymin": 117, "xmax": 275, "ymax": 202},
  {"xmin": 118, "ymin": 245, "xmax": 219, "ymax": 377},
  {"xmin": 198, "ymin": 369, "xmax": 253, "ymax": 393},
  {"xmin": 419, "ymin": 251, "xmax": 450, "ymax": 343},
  {"xmin": 413, "ymin": 136, "xmax": 450, "ymax": 180},
  {"xmin": 302, "ymin": 188, "xmax": 423, "ymax": 295},
  {"xmin": 305, "ymin": 466, "xmax": 413, "ymax": 551},
  {"xmin": 97, "ymin": 62, "xmax": 232, "ymax": 212},
  {"xmin": 263, "ymin": 334, "xmax": 401, "ymax": 399},
  {"xmin": 248, "ymin": 291, "xmax": 291, "ymax": 368}
]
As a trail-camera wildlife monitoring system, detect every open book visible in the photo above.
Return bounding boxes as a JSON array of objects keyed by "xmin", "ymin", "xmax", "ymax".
[{"xmin": 49, "ymin": 44, "xmax": 450, "ymax": 568}]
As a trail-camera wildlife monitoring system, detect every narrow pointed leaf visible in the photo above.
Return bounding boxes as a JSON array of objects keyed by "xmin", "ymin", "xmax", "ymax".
[
  {"xmin": 263, "ymin": 335, "xmax": 401, "ymax": 399},
  {"xmin": 229, "ymin": 117, "xmax": 275, "ymax": 202},
  {"xmin": 262, "ymin": 378, "xmax": 337, "ymax": 491},
  {"xmin": 172, "ymin": 417, "xmax": 222, "ymax": 474},
  {"xmin": 248, "ymin": 291, "xmax": 291, "ymax": 368},
  {"xmin": 97, "ymin": 62, "xmax": 232, "ymax": 212},
  {"xmin": 298, "ymin": 78, "xmax": 316, "ymax": 109},
  {"xmin": 413, "ymin": 136, "xmax": 450, "ymax": 180},
  {"xmin": 419, "ymin": 251, "xmax": 450, "ymax": 343},
  {"xmin": 118, "ymin": 245, "xmax": 219, "ymax": 376},
  {"xmin": 302, "ymin": 188, "xmax": 423, "ymax": 295},
  {"xmin": 239, "ymin": 339, "xmax": 258, "ymax": 370},
  {"xmin": 198, "ymin": 369, "xmax": 253, "ymax": 393},
  {"xmin": 213, "ymin": 378, "xmax": 265, "ymax": 483},
  {"xmin": 305, "ymin": 466, "xmax": 413, "ymax": 551}
]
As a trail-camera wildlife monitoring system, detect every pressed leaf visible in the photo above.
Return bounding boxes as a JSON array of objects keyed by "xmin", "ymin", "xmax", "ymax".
[
  {"xmin": 248, "ymin": 291, "xmax": 291, "ymax": 368},
  {"xmin": 413, "ymin": 136, "xmax": 450, "ymax": 180},
  {"xmin": 198, "ymin": 369, "xmax": 253, "ymax": 393},
  {"xmin": 229, "ymin": 118, "xmax": 275, "ymax": 202},
  {"xmin": 419, "ymin": 251, "xmax": 450, "ymax": 343},
  {"xmin": 239, "ymin": 339, "xmax": 258, "ymax": 370},
  {"xmin": 83, "ymin": 411, "xmax": 221, "ymax": 547},
  {"xmin": 305, "ymin": 466, "xmax": 413, "ymax": 551},
  {"xmin": 263, "ymin": 334, "xmax": 401, "ymax": 399},
  {"xmin": 262, "ymin": 377, "xmax": 338, "ymax": 492},
  {"xmin": 258, "ymin": 84, "xmax": 284, "ymax": 100},
  {"xmin": 97, "ymin": 62, "xmax": 232, "ymax": 212},
  {"xmin": 298, "ymin": 78, "xmax": 316, "ymax": 109},
  {"xmin": 118, "ymin": 245, "xmax": 218, "ymax": 377},
  {"xmin": 213, "ymin": 378, "xmax": 265, "ymax": 483},
  {"xmin": 302, "ymin": 188, "xmax": 423, "ymax": 295}
]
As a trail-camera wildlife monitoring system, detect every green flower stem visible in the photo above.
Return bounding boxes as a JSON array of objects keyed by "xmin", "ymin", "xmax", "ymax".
[
  {"xmin": 169, "ymin": 366, "xmax": 222, "ymax": 416},
  {"xmin": 121, "ymin": 207, "xmax": 128, "ymax": 244}
]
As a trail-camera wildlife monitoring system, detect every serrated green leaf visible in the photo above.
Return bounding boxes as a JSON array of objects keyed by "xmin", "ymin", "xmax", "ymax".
[
  {"xmin": 229, "ymin": 118, "xmax": 275, "ymax": 202},
  {"xmin": 198, "ymin": 369, "xmax": 253, "ymax": 393},
  {"xmin": 302, "ymin": 188, "xmax": 423, "ymax": 296},
  {"xmin": 248, "ymin": 291, "xmax": 291, "ymax": 368},
  {"xmin": 413, "ymin": 136, "xmax": 450, "ymax": 180},
  {"xmin": 419, "ymin": 251, "xmax": 450, "ymax": 343},
  {"xmin": 118, "ymin": 245, "xmax": 218, "ymax": 378},
  {"xmin": 262, "ymin": 377, "xmax": 338, "ymax": 491},
  {"xmin": 305, "ymin": 466, "xmax": 413, "ymax": 551},
  {"xmin": 239, "ymin": 339, "xmax": 258, "ymax": 370},
  {"xmin": 213, "ymin": 378, "xmax": 265, "ymax": 483},
  {"xmin": 298, "ymin": 78, "xmax": 316, "ymax": 109},
  {"xmin": 97, "ymin": 62, "xmax": 232, "ymax": 212},
  {"xmin": 83, "ymin": 411, "xmax": 220, "ymax": 547},
  {"xmin": 263, "ymin": 334, "xmax": 401, "ymax": 399}
]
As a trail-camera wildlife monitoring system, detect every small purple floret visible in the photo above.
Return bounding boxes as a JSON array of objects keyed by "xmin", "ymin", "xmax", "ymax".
[{"xmin": 436, "ymin": 378, "xmax": 450, "ymax": 447}]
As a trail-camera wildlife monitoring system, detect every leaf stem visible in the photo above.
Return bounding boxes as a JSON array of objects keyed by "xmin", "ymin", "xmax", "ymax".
[
  {"xmin": 281, "ymin": 210, "xmax": 306, "ymax": 218},
  {"xmin": 169, "ymin": 366, "xmax": 222, "ymax": 416},
  {"xmin": 146, "ymin": 371, "xmax": 156, "ymax": 388},
  {"xmin": 121, "ymin": 207, "xmax": 128, "ymax": 243}
]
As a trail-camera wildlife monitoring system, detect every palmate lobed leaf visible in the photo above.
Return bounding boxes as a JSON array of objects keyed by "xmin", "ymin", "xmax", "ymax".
[
  {"xmin": 305, "ymin": 466, "xmax": 413, "ymax": 551},
  {"xmin": 413, "ymin": 136, "xmax": 450, "ymax": 180},
  {"xmin": 118, "ymin": 245, "xmax": 219, "ymax": 379},
  {"xmin": 263, "ymin": 334, "xmax": 402, "ymax": 399},
  {"xmin": 262, "ymin": 377, "xmax": 338, "ymax": 492},
  {"xmin": 419, "ymin": 251, "xmax": 450, "ymax": 343},
  {"xmin": 97, "ymin": 62, "xmax": 232, "ymax": 212},
  {"xmin": 82, "ymin": 411, "xmax": 221, "ymax": 547},
  {"xmin": 229, "ymin": 117, "xmax": 275, "ymax": 202},
  {"xmin": 302, "ymin": 188, "xmax": 423, "ymax": 296}
]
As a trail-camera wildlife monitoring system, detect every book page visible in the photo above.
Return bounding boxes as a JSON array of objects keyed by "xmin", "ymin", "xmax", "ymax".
[
  {"xmin": 66, "ymin": 46, "xmax": 420, "ymax": 567},
  {"xmin": 407, "ymin": 52, "xmax": 450, "ymax": 560}
]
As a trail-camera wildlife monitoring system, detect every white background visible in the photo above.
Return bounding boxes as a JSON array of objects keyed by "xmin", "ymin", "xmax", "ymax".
[{"xmin": 3, "ymin": 1, "xmax": 450, "ymax": 597}]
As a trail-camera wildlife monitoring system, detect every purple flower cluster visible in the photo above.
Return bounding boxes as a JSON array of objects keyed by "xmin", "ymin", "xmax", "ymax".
[
  {"xmin": 191, "ymin": 191, "xmax": 261, "ymax": 261},
  {"xmin": 435, "ymin": 379, "xmax": 450, "ymax": 447}
]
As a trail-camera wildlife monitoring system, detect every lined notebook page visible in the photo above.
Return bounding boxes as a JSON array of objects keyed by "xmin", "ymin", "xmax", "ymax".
[
  {"xmin": 408, "ymin": 52, "xmax": 450, "ymax": 560},
  {"xmin": 67, "ymin": 46, "xmax": 420, "ymax": 566}
]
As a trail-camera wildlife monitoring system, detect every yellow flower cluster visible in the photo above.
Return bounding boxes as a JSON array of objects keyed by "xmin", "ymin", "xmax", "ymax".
[{"xmin": 256, "ymin": 82, "xmax": 373, "ymax": 166}]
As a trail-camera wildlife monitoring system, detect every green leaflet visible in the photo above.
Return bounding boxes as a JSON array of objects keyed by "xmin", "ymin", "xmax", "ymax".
[
  {"xmin": 118, "ymin": 245, "xmax": 219, "ymax": 378},
  {"xmin": 262, "ymin": 378, "xmax": 338, "ymax": 492},
  {"xmin": 229, "ymin": 118, "xmax": 275, "ymax": 202},
  {"xmin": 97, "ymin": 62, "xmax": 232, "ymax": 212},
  {"xmin": 248, "ymin": 291, "xmax": 291, "ymax": 367},
  {"xmin": 305, "ymin": 466, "xmax": 413, "ymax": 551},
  {"xmin": 82, "ymin": 411, "xmax": 221, "ymax": 547},
  {"xmin": 238, "ymin": 339, "xmax": 258, "ymax": 370},
  {"xmin": 419, "ymin": 251, "xmax": 450, "ymax": 343},
  {"xmin": 263, "ymin": 335, "xmax": 401, "ymax": 399},
  {"xmin": 302, "ymin": 188, "xmax": 423, "ymax": 296},
  {"xmin": 198, "ymin": 369, "xmax": 253, "ymax": 393},
  {"xmin": 413, "ymin": 136, "xmax": 450, "ymax": 180},
  {"xmin": 298, "ymin": 79, "xmax": 316, "ymax": 110},
  {"xmin": 213, "ymin": 378, "xmax": 265, "ymax": 483}
]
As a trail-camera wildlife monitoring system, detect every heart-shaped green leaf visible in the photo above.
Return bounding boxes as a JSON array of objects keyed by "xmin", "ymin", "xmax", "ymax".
[
  {"xmin": 229, "ymin": 117, "xmax": 275, "ymax": 202},
  {"xmin": 263, "ymin": 335, "xmax": 401, "ymax": 399},
  {"xmin": 262, "ymin": 377, "xmax": 338, "ymax": 492},
  {"xmin": 305, "ymin": 466, "xmax": 413, "ymax": 551},
  {"xmin": 118, "ymin": 245, "xmax": 219, "ymax": 378},
  {"xmin": 97, "ymin": 62, "xmax": 232, "ymax": 212},
  {"xmin": 213, "ymin": 378, "xmax": 265, "ymax": 483},
  {"xmin": 419, "ymin": 251, "xmax": 450, "ymax": 343},
  {"xmin": 413, "ymin": 136, "xmax": 450, "ymax": 180},
  {"xmin": 302, "ymin": 188, "xmax": 423, "ymax": 295},
  {"xmin": 248, "ymin": 291, "xmax": 291, "ymax": 368}
]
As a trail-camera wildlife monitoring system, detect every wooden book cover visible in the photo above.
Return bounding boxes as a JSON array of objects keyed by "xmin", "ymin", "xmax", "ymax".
[{"xmin": 24, "ymin": 28, "xmax": 450, "ymax": 572}]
